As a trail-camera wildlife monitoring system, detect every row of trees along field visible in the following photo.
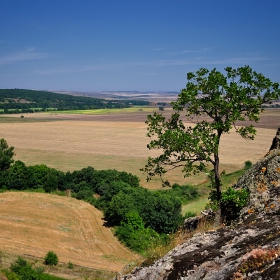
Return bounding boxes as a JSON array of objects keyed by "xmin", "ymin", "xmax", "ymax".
[
  {"xmin": 0, "ymin": 138, "xmax": 199, "ymax": 254},
  {"xmin": 0, "ymin": 89, "xmax": 149, "ymax": 113}
]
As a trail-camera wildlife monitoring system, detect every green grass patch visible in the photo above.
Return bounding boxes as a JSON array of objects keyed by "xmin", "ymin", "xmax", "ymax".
[
  {"xmin": 181, "ymin": 162, "xmax": 250, "ymax": 215},
  {"xmin": 48, "ymin": 106, "xmax": 158, "ymax": 115}
]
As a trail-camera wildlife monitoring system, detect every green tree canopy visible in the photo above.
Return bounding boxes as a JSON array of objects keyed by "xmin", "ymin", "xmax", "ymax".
[
  {"xmin": 0, "ymin": 138, "xmax": 15, "ymax": 172},
  {"xmin": 143, "ymin": 66, "xmax": 280, "ymax": 202}
]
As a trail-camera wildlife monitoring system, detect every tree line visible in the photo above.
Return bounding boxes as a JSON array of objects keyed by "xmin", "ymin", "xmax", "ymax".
[
  {"xmin": 0, "ymin": 139, "xmax": 198, "ymax": 254},
  {"xmin": 0, "ymin": 89, "xmax": 149, "ymax": 113}
]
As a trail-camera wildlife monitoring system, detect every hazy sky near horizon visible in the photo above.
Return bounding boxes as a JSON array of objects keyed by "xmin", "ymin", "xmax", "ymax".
[{"xmin": 1, "ymin": 0, "xmax": 279, "ymax": 92}]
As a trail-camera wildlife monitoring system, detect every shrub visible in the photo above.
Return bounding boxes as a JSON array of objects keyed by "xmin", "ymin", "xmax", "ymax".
[
  {"xmin": 244, "ymin": 160, "xmax": 253, "ymax": 170},
  {"xmin": 170, "ymin": 183, "xmax": 199, "ymax": 203},
  {"xmin": 10, "ymin": 257, "xmax": 39, "ymax": 280},
  {"xmin": 75, "ymin": 189, "xmax": 93, "ymax": 200},
  {"xmin": 44, "ymin": 251, "xmax": 58, "ymax": 266},
  {"xmin": 183, "ymin": 211, "xmax": 196, "ymax": 219},
  {"xmin": 115, "ymin": 211, "xmax": 169, "ymax": 254},
  {"xmin": 140, "ymin": 192, "xmax": 182, "ymax": 233},
  {"xmin": 1, "ymin": 269, "xmax": 18, "ymax": 280},
  {"xmin": 7, "ymin": 257, "xmax": 65, "ymax": 279},
  {"xmin": 67, "ymin": 262, "xmax": 74, "ymax": 269},
  {"xmin": 220, "ymin": 187, "xmax": 249, "ymax": 223}
]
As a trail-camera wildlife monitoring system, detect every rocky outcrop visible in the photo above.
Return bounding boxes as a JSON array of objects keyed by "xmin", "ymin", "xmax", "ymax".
[
  {"xmin": 117, "ymin": 131, "xmax": 280, "ymax": 280},
  {"xmin": 234, "ymin": 150, "xmax": 280, "ymax": 223},
  {"xmin": 184, "ymin": 209, "xmax": 216, "ymax": 232}
]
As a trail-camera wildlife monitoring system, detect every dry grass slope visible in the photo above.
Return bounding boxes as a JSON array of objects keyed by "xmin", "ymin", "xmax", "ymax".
[{"xmin": 0, "ymin": 192, "xmax": 139, "ymax": 272}]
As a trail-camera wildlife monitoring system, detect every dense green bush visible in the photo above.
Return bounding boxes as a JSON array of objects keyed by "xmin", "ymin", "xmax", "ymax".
[
  {"xmin": 5, "ymin": 161, "xmax": 35, "ymax": 190},
  {"xmin": 1, "ymin": 162, "xmax": 65, "ymax": 192},
  {"xmin": 0, "ymin": 138, "xmax": 15, "ymax": 172},
  {"xmin": 68, "ymin": 167, "xmax": 140, "ymax": 193},
  {"xmin": 183, "ymin": 211, "xmax": 196, "ymax": 219},
  {"xmin": 103, "ymin": 187, "xmax": 182, "ymax": 234},
  {"xmin": 7, "ymin": 256, "xmax": 65, "ymax": 280},
  {"xmin": 220, "ymin": 187, "xmax": 249, "ymax": 223},
  {"xmin": 44, "ymin": 251, "xmax": 58, "ymax": 266},
  {"xmin": 104, "ymin": 191, "xmax": 136, "ymax": 225},
  {"xmin": 168, "ymin": 183, "xmax": 199, "ymax": 203},
  {"xmin": 10, "ymin": 257, "xmax": 38, "ymax": 280},
  {"xmin": 115, "ymin": 211, "xmax": 169, "ymax": 254},
  {"xmin": 75, "ymin": 189, "xmax": 94, "ymax": 200},
  {"xmin": 244, "ymin": 160, "xmax": 253, "ymax": 170},
  {"xmin": 139, "ymin": 192, "xmax": 183, "ymax": 233}
]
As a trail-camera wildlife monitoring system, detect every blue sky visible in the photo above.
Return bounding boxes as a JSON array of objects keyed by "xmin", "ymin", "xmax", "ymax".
[{"xmin": 0, "ymin": 0, "xmax": 279, "ymax": 92}]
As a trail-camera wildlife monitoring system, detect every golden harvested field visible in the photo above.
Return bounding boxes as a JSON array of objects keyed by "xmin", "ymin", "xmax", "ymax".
[
  {"xmin": 0, "ymin": 108, "xmax": 279, "ymax": 188},
  {"xmin": 0, "ymin": 192, "xmax": 139, "ymax": 272},
  {"xmin": 0, "ymin": 108, "xmax": 279, "ymax": 276}
]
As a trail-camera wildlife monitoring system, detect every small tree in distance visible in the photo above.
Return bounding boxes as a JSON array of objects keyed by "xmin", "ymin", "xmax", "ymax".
[{"xmin": 142, "ymin": 66, "xmax": 280, "ymax": 204}]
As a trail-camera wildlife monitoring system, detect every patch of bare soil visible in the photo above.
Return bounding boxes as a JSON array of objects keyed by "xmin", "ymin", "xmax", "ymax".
[{"xmin": 0, "ymin": 192, "xmax": 139, "ymax": 272}]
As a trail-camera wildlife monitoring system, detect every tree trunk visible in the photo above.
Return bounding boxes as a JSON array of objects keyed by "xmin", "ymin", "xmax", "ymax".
[
  {"xmin": 214, "ymin": 153, "xmax": 222, "ymax": 202},
  {"xmin": 269, "ymin": 126, "xmax": 280, "ymax": 152},
  {"xmin": 214, "ymin": 129, "xmax": 222, "ymax": 202}
]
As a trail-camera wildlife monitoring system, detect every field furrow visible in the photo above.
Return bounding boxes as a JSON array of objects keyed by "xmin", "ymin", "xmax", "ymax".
[{"xmin": 0, "ymin": 192, "xmax": 138, "ymax": 272}]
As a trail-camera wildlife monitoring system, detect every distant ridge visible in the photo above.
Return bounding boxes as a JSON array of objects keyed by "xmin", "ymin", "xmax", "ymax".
[{"xmin": 0, "ymin": 88, "xmax": 149, "ymax": 113}]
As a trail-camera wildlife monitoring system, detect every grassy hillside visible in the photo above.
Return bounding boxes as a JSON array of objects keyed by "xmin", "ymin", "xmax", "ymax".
[{"xmin": 0, "ymin": 192, "xmax": 140, "ymax": 274}]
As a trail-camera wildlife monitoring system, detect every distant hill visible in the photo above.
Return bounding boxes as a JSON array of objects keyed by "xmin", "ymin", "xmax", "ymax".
[{"xmin": 0, "ymin": 89, "xmax": 149, "ymax": 113}]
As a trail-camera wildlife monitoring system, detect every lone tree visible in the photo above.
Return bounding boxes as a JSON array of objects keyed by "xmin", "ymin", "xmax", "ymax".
[
  {"xmin": 142, "ymin": 66, "xmax": 280, "ymax": 202},
  {"xmin": 0, "ymin": 138, "xmax": 15, "ymax": 172}
]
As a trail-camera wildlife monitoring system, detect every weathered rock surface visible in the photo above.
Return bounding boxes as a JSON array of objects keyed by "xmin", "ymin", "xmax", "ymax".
[{"xmin": 117, "ymin": 143, "xmax": 280, "ymax": 279}]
